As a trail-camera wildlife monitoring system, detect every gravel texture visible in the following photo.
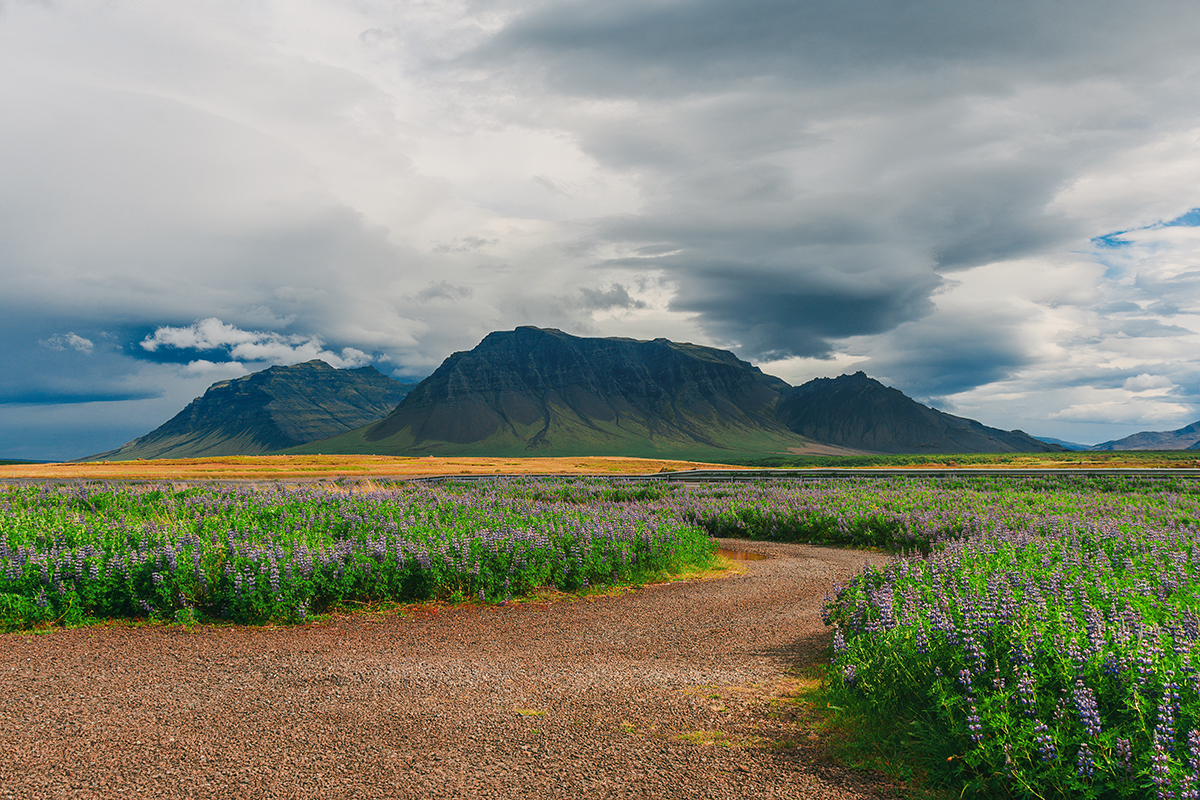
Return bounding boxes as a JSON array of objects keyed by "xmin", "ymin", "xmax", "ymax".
[{"xmin": 1, "ymin": 540, "xmax": 892, "ymax": 799}]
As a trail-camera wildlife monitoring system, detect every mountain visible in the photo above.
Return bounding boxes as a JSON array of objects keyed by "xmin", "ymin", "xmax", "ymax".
[
  {"xmin": 289, "ymin": 327, "xmax": 828, "ymax": 459},
  {"xmin": 1034, "ymin": 436, "xmax": 1094, "ymax": 451},
  {"xmin": 1092, "ymin": 421, "xmax": 1200, "ymax": 450},
  {"xmin": 82, "ymin": 360, "xmax": 414, "ymax": 461},
  {"xmin": 89, "ymin": 329, "xmax": 1070, "ymax": 462},
  {"xmin": 774, "ymin": 372, "xmax": 1063, "ymax": 454}
]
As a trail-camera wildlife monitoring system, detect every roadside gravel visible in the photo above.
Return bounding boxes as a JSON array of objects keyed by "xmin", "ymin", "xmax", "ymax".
[{"xmin": 1, "ymin": 540, "xmax": 892, "ymax": 799}]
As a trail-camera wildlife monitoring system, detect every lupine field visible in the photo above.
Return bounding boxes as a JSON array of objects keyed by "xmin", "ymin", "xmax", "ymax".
[
  {"xmin": 0, "ymin": 480, "xmax": 715, "ymax": 629},
  {"xmin": 5, "ymin": 473, "xmax": 1200, "ymax": 797}
]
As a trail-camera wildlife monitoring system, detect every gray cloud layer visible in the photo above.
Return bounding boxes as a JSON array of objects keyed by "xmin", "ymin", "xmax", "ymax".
[
  {"xmin": 465, "ymin": 0, "xmax": 1200, "ymax": 367},
  {"xmin": 4, "ymin": 0, "xmax": 1200, "ymax": 456}
]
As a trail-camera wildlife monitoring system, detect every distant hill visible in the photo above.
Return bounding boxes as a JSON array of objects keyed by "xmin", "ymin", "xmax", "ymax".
[
  {"xmin": 81, "ymin": 360, "xmax": 414, "ymax": 461},
  {"xmin": 1092, "ymin": 420, "xmax": 1200, "ymax": 451},
  {"xmin": 1033, "ymin": 436, "xmax": 1094, "ymax": 451},
  {"xmin": 289, "ymin": 327, "xmax": 829, "ymax": 459},
  {"xmin": 774, "ymin": 372, "xmax": 1063, "ymax": 454}
]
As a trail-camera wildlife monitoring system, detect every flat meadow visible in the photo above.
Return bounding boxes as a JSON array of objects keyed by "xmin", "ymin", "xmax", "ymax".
[{"xmin": 3, "ymin": 470, "xmax": 1200, "ymax": 797}]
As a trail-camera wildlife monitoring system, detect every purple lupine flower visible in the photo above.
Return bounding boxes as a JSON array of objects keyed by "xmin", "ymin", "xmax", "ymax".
[
  {"xmin": 1151, "ymin": 735, "xmax": 1172, "ymax": 800},
  {"xmin": 1183, "ymin": 729, "xmax": 1200, "ymax": 800},
  {"xmin": 841, "ymin": 664, "xmax": 858, "ymax": 686},
  {"xmin": 1033, "ymin": 722, "xmax": 1057, "ymax": 762},
  {"xmin": 1072, "ymin": 679, "xmax": 1102, "ymax": 738},
  {"xmin": 1076, "ymin": 742, "xmax": 1095, "ymax": 780},
  {"xmin": 964, "ymin": 699, "xmax": 983, "ymax": 744},
  {"xmin": 1115, "ymin": 737, "xmax": 1133, "ymax": 781}
]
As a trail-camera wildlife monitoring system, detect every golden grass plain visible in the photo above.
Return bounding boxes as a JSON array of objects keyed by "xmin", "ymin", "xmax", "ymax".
[
  {"xmin": 0, "ymin": 454, "xmax": 748, "ymax": 482},
  {"xmin": 2, "ymin": 451, "xmax": 1197, "ymax": 484}
]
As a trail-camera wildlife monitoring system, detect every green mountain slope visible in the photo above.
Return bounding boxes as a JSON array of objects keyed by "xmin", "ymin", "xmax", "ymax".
[
  {"xmin": 290, "ymin": 327, "xmax": 821, "ymax": 459},
  {"xmin": 82, "ymin": 360, "xmax": 414, "ymax": 461},
  {"xmin": 775, "ymin": 372, "xmax": 1064, "ymax": 454},
  {"xmin": 1092, "ymin": 420, "xmax": 1200, "ymax": 450}
]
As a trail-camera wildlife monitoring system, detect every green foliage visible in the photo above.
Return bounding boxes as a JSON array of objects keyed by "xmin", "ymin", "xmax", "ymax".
[
  {"xmin": 735, "ymin": 451, "xmax": 1200, "ymax": 468},
  {"xmin": 824, "ymin": 508, "xmax": 1200, "ymax": 797},
  {"xmin": 0, "ymin": 481, "xmax": 715, "ymax": 629}
]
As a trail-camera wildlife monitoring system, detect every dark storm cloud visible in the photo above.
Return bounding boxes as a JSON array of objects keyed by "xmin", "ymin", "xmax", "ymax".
[
  {"xmin": 462, "ymin": 0, "xmax": 1200, "ymax": 373},
  {"xmin": 4, "ymin": 0, "xmax": 1200, "ymax": 457},
  {"xmin": 656, "ymin": 255, "xmax": 939, "ymax": 359},
  {"xmin": 474, "ymin": 0, "xmax": 1200, "ymax": 95},
  {"xmin": 0, "ymin": 317, "xmax": 164, "ymax": 407},
  {"xmin": 578, "ymin": 284, "xmax": 646, "ymax": 311},
  {"xmin": 859, "ymin": 307, "xmax": 1037, "ymax": 398}
]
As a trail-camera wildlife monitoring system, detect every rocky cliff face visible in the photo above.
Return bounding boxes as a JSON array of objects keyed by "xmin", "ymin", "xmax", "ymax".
[
  {"xmin": 83, "ymin": 360, "xmax": 413, "ymax": 460},
  {"xmin": 775, "ymin": 372, "xmax": 1063, "ymax": 454},
  {"xmin": 299, "ymin": 327, "xmax": 813, "ymax": 458},
  {"xmin": 1092, "ymin": 420, "xmax": 1200, "ymax": 450}
]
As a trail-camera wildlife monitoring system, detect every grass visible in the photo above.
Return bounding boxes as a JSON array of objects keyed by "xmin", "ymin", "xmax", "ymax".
[
  {"xmin": 0, "ymin": 480, "xmax": 720, "ymax": 629},
  {"xmin": 822, "ymin": 488, "xmax": 1200, "ymax": 796},
  {"xmin": 677, "ymin": 730, "xmax": 754, "ymax": 747},
  {"xmin": 737, "ymin": 450, "xmax": 1200, "ymax": 469},
  {"xmin": 4, "ymin": 451, "xmax": 1197, "ymax": 484},
  {"xmin": 0, "ymin": 454, "xmax": 748, "ymax": 482},
  {"xmin": 7, "ymin": 469, "xmax": 1200, "ymax": 796}
]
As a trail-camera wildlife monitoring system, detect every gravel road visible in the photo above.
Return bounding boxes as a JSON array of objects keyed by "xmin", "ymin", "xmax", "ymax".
[{"xmin": 1, "ymin": 540, "xmax": 892, "ymax": 799}]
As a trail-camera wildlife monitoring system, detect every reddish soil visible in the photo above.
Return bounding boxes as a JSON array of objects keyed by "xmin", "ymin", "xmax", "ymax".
[{"xmin": 1, "ymin": 540, "xmax": 893, "ymax": 799}]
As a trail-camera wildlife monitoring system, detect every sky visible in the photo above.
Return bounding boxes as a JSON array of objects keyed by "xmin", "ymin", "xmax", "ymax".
[{"xmin": 4, "ymin": 0, "xmax": 1200, "ymax": 459}]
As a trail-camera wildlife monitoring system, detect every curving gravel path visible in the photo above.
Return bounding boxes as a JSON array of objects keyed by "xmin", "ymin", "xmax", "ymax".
[{"xmin": 1, "ymin": 540, "xmax": 892, "ymax": 799}]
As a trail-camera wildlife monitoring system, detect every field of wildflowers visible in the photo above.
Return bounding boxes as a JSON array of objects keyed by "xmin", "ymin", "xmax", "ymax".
[
  {"xmin": 4, "ymin": 473, "xmax": 1199, "ymax": 797},
  {"xmin": 450, "ymin": 473, "xmax": 1200, "ymax": 797},
  {"xmin": 805, "ymin": 476, "xmax": 1200, "ymax": 798},
  {"xmin": 0, "ymin": 481, "xmax": 714, "ymax": 628}
]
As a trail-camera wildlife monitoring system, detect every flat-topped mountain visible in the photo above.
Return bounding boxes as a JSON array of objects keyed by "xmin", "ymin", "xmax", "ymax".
[
  {"xmin": 89, "ymin": 329, "xmax": 1068, "ymax": 461},
  {"xmin": 291, "ymin": 327, "xmax": 822, "ymax": 459},
  {"xmin": 775, "ymin": 371, "xmax": 1062, "ymax": 454},
  {"xmin": 1092, "ymin": 420, "xmax": 1200, "ymax": 450},
  {"xmin": 82, "ymin": 360, "xmax": 414, "ymax": 461}
]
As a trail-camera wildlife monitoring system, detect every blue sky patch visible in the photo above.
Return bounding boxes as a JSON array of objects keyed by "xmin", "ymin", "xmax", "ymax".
[
  {"xmin": 1092, "ymin": 206, "xmax": 1200, "ymax": 249},
  {"xmin": 1165, "ymin": 208, "xmax": 1200, "ymax": 227},
  {"xmin": 1092, "ymin": 232, "xmax": 1134, "ymax": 249}
]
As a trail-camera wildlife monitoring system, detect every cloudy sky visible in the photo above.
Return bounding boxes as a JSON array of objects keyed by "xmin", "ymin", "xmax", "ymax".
[{"xmin": 4, "ymin": 0, "xmax": 1200, "ymax": 459}]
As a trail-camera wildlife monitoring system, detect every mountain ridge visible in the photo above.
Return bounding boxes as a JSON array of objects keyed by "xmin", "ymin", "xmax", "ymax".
[
  {"xmin": 775, "ymin": 371, "xmax": 1061, "ymax": 454},
  {"xmin": 86, "ymin": 329, "xmax": 1070, "ymax": 461},
  {"xmin": 81, "ymin": 360, "xmax": 414, "ymax": 461},
  {"xmin": 289, "ymin": 326, "xmax": 829, "ymax": 459},
  {"xmin": 1092, "ymin": 420, "xmax": 1200, "ymax": 451}
]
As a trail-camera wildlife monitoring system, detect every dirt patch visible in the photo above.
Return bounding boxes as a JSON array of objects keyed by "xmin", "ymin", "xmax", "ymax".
[{"xmin": 0, "ymin": 540, "xmax": 893, "ymax": 799}]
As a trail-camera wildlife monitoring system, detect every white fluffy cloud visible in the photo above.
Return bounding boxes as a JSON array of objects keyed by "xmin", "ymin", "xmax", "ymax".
[
  {"xmin": 141, "ymin": 319, "xmax": 372, "ymax": 369},
  {"xmin": 39, "ymin": 333, "xmax": 94, "ymax": 354}
]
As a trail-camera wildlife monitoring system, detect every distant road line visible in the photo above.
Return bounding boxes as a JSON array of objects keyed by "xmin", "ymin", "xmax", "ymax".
[
  {"xmin": 4, "ymin": 467, "xmax": 1200, "ymax": 487},
  {"xmin": 415, "ymin": 467, "xmax": 1200, "ymax": 482}
]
